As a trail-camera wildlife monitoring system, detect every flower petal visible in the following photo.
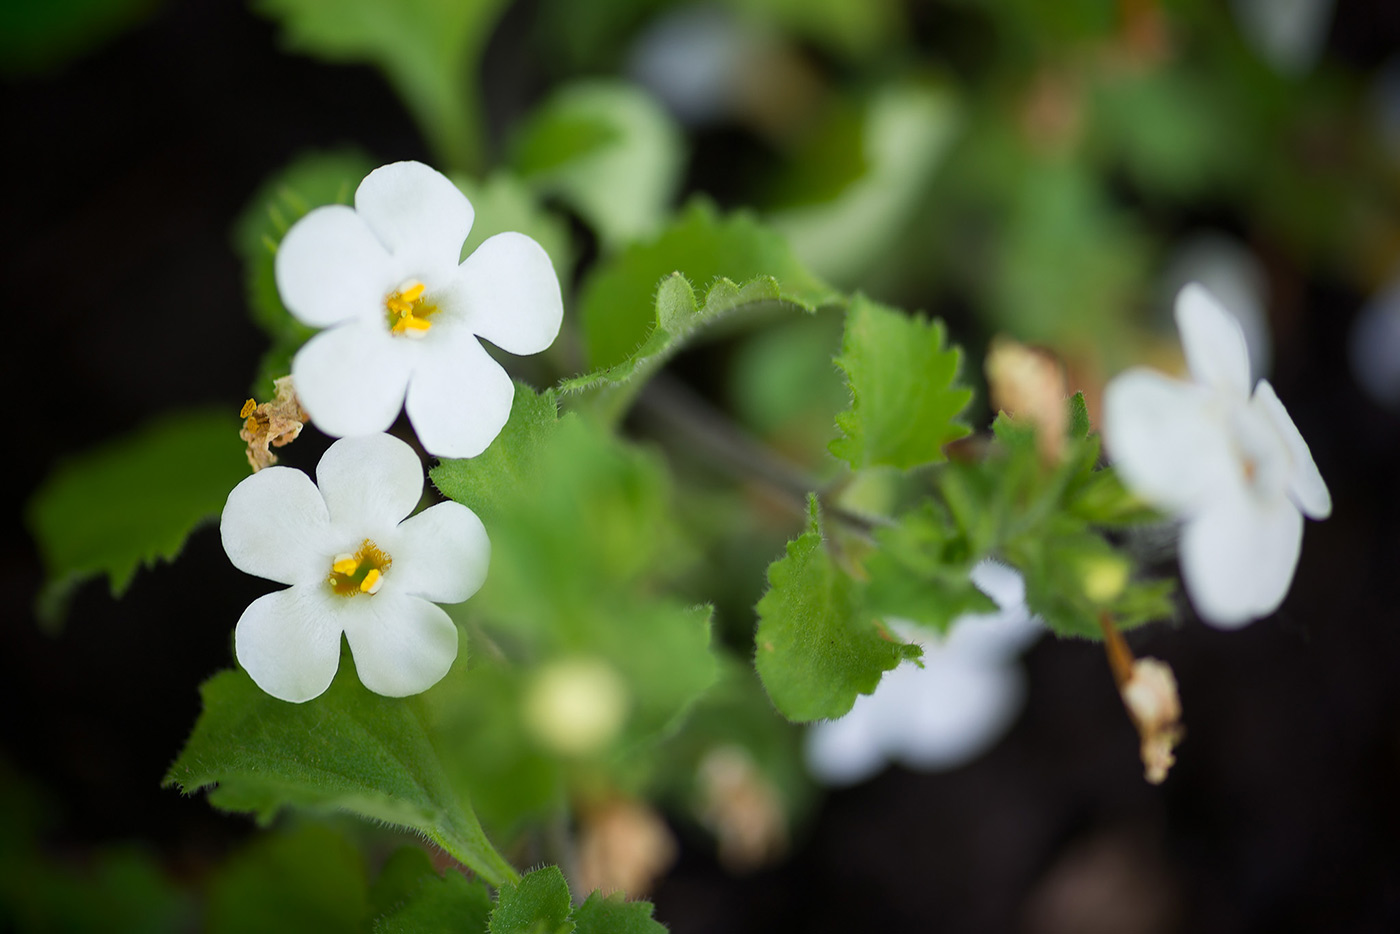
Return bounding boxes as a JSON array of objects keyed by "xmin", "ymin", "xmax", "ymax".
[
  {"xmin": 1102, "ymin": 367, "xmax": 1238, "ymax": 512},
  {"xmin": 340, "ymin": 591, "xmax": 458, "ymax": 697},
  {"xmin": 221, "ymin": 466, "xmax": 332, "ymax": 585},
  {"xmin": 234, "ymin": 585, "xmax": 345, "ymax": 703},
  {"xmin": 1175, "ymin": 283, "xmax": 1253, "ymax": 397},
  {"xmin": 885, "ymin": 657, "xmax": 1026, "ymax": 772},
  {"xmin": 383, "ymin": 501, "xmax": 490, "ymax": 604},
  {"xmin": 275, "ymin": 205, "xmax": 397, "ymax": 328},
  {"xmin": 292, "ymin": 321, "xmax": 413, "ymax": 439},
  {"xmin": 315, "ymin": 433, "xmax": 424, "ymax": 535},
  {"xmin": 404, "ymin": 329, "xmax": 515, "ymax": 458},
  {"xmin": 1179, "ymin": 489, "xmax": 1303, "ymax": 628},
  {"xmin": 803, "ymin": 694, "xmax": 890, "ymax": 786},
  {"xmin": 355, "ymin": 161, "xmax": 475, "ymax": 275},
  {"xmin": 448, "ymin": 232, "xmax": 564, "ymax": 355},
  {"xmin": 1252, "ymin": 380, "xmax": 1331, "ymax": 519}
]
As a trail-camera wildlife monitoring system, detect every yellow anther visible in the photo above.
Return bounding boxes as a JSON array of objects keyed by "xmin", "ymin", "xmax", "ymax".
[
  {"xmin": 385, "ymin": 280, "xmax": 436, "ymax": 337},
  {"xmin": 397, "ymin": 315, "xmax": 433, "ymax": 337},
  {"xmin": 332, "ymin": 554, "xmax": 359, "ymax": 576},
  {"xmin": 399, "ymin": 281, "xmax": 426, "ymax": 303},
  {"xmin": 240, "ymin": 398, "xmax": 257, "ymax": 418},
  {"xmin": 386, "ymin": 297, "xmax": 413, "ymax": 314},
  {"xmin": 360, "ymin": 568, "xmax": 383, "ymax": 594}
]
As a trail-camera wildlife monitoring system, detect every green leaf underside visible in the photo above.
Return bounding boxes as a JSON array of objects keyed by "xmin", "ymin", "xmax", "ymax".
[
  {"xmin": 375, "ymin": 869, "xmax": 493, "ymax": 934},
  {"xmin": 489, "ymin": 867, "xmax": 573, "ymax": 934},
  {"xmin": 830, "ymin": 296, "xmax": 972, "ymax": 471},
  {"xmin": 232, "ymin": 148, "xmax": 376, "ymax": 396},
  {"xmin": 27, "ymin": 408, "xmax": 249, "ymax": 625},
  {"xmin": 164, "ymin": 667, "xmax": 519, "ymax": 888},
  {"xmin": 510, "ymin": 80, "xmax": 684, "ymax": 249},
  {"xmin": 578, "ymin": 200, "xmax": 839, "ymax": 373},
  {"xmin": 755, "ymin": 498, "xmax": 918, "ymax": 722}
]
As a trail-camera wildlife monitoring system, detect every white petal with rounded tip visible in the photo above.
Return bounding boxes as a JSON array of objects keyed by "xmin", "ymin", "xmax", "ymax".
[
  {"xmin": 803, "ymin": 696, "xmax": 888, "ymax": 786},
  {"xmin": 405, "ymin": 329, "xmax": 515, "ymax": 458},
  {"xmin": 292, "ymin": 322, "xmax": 413, "ymax": 439},
  {"xmin": 221, "ymin": 467, "xmax": 332, "ymax": 585},
  {"xmin": 315, "ymin": 433, "xmax": 424, "ymax": 534},
  {"xmin": 384, "ymin": 501, "xmax": 490, "ymax": 604},
  {"xmin": 1176, "ymin": 283, "xmax": 1253, "ymax": 397},
  {"xmin": 340, "ymin": 591, "xmax": 458, "ymax": 697},
  {"xmin": 235, "ymin": 585, "xmax": 345, "ymax": 703},
  {"xmin": 355, "ymin": 161, "xmax": 475, "ymax": 274},
  {"xmin": 1252, "ymin": 380, "xmax": 1332, "ymax": 519},
  {"xmin": 886, "ymin": 657, "xmax": 1025, "ymax": 771},
  {"xmin": 451, "ymin": 232, "xmax": 564, "ymax": 355},
  {"xmin": 1180, "ymin": 488, "xmax": 1303, "ymax": 628},
  {"xmin": 275, "ymin": 205, "xmax": 397, "ymax": 328},
  {"xmin": 1103, "ymin": 368, "xmax": 1237, "ymax": 512}
]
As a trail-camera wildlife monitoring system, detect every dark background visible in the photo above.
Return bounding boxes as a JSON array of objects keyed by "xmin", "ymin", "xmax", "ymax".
[{"xmin": 3, "ymin": 1, "xmax": 1399, "ymax": 931}]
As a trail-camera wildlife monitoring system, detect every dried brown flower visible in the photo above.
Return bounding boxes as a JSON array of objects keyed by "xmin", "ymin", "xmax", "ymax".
[{"xmin": 239, "ymin": 376, "xmax": 308, "ymax": 471}]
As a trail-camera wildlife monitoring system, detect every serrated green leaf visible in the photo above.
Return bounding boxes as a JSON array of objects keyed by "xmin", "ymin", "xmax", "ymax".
[
  {"xmin": 489, "ymin": 867, "xmax": 573, "ymax": 934},
  {"xmin": 164, "ymin": 667, "xmax": 519, "ymax": 888},
  {"xmin": 430, "ymin": 383, "xmax": 561, "ymax": 524},
  {"xmin": 375, "ymin": 870, "xmax": 492, "ymax": 934},
  {"xmin": 27, "ymin": 408, "xmax": 249, "ymax": 627},
  {"xmin": 208, "ymin": 823, "xmax": 368, "ymax": 934},
  {"xmin": 510, "ymin": 80, "xmax": 683, "ymax": 250},
  {"xmin": 571, "ymin": 891, "xmax": 666, "ymax": 934},
  {"xmin": 755, "ymin": 498, "xmax": 917, "ymax": 722},
  {"xmin": 578, "ymin": 201, "xmax": 838, "ymax": 373},
  {"xmin": 830, "ymin": 296, "xmax": 972, "ymax": 471},
  {"xmin": 232, "ymin": 149, "xmax": 375, "ymax": 396},
  {"xmin": 862, "ymin": 503, "xmax": 996, "ymax": 632},
  {"xmin": 254, "ymin": 0, "xmax": 509, "ymax": 172}
]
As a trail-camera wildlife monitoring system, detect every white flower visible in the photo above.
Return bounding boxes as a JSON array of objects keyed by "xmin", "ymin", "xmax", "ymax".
[
  {"xmin": 275, "ymin": 161, "xmax": 563, "ymax": 459},
  {"xmin": 1103, "ymin": 283, "xmax": 1331, "ymax": 628},
  {"xmin": 220, "ymin": 433, "xmax": 489, "ymax": 702},
  {"xmin": 804, "ymin": 561, "xmax": 1041, "ymax": 786}
]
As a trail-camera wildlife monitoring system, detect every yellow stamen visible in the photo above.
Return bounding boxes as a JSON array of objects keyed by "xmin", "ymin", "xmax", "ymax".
[
  {"xmin": 240, "ymin": 398, "xmax": 257, "ymax": 418},
  {"xmin": 399, "ymin": 281, "xmax": 426, "ymax": 303},
  {"xmin": 360, "ymin": 568, "xmax": 383, "ymax": 594},
  {"xmin": 384, "ymin": 279, "xmax": 437, "ymax": 338},
  {"xmin": 332, "ymin": 554, "xmax": 360, "ymax": 576}
]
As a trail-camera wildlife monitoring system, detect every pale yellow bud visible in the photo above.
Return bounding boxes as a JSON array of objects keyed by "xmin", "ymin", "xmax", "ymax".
[
  {"xmin": 523, "ymin": 658, "xmax": 628, "ymax": 757},
  {"xmin": 985, "ymin": 337, "xmax": 1070, "ymax": 463}
]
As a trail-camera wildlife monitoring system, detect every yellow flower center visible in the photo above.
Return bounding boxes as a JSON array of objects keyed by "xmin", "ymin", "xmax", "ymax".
[
  {"xmin": 385, "ymin": 280, "xmax": 437, "ymax": 338},
  {"xmin": 327, "ymin": 539, "xmax": 392, "ymax": 596}
]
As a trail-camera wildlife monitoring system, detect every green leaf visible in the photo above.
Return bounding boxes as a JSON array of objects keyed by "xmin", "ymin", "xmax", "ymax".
[
  {"xmin": 375, "ymin": 870, "xmax": 493, "ymax": 934},
  {"xmin": 510, "ymin": 80, "xmax": 684, "ymax": 250},
  {"xmin": 367, "ymin": 846, "xmax": 442, "ymax": 922},
  {"xmin": 232, "ymin": 149, "xmax": 376, "ymax": 396},
  {"xmin": 253, "ymin": 0, "xmax": 510, "ymax": 172},
  {"xmin": 829, "ymin": 296, "xmax": 972, "ymax": 471},
  {"xmin": 577, "ymin": 201, "xmax": 838, "ymax": 373},
  {"xmin": 164, "ymin": 667, "xmax": 519, "ymax": 888},
  {"xmin": 430, "ymin": 383, "xmax": 561, "ymax": 524},
  {"xmin": 755, "ymin": 498, "xmax": 918, "ymax": 722},
  {"xmin": 0, "ymin": 0, "xmax": 162, "ymax": 75},
  {"xmin": 862, "ymin": 503, "xmax": 996, "ymax": 633},
  {"xmin": 27, "ymin": 408, "xmax": 249, "ymax": 626},
  {"xmin": 489, "ymin": 867, "xmax": 573, "ymax": 934},
  {"xmin": 208, "ymin": 823, "xmax": 368, "ymax": 934},
  {"xmin": 571, "ymin": 891, "xmax": 667, "ymax": 934},
  {"xmin": 770, "ymin": 84, "xmax": 960, "ymax": 286}
]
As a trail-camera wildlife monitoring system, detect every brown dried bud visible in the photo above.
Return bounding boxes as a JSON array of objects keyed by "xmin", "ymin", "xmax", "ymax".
[
  {"xmin": 986, "ymin": 337, "xmax": 1070, "ymax": 464},
  {"xmin": 239, "ymin": 376, "xmax": 309, "ymax": 471},
  {"xmin": 575, "ymin": 798, "xmax": 677, "ymax": 897},
  {"xmin": 696, "ymin": 745, "xmax": 788, "ymax": 872},
  {"xmin": 1121, "ymin": 658, "xmax": 1184, "ymax": 785}
]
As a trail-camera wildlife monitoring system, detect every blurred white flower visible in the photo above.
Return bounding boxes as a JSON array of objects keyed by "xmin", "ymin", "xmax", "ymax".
[
  {"xmin": 1163, "ymin": 232, "xmax": 1271, "ymax": 378},
  {"xmin": 1230, "ymin": 0, "xmax": 1334, "ymax": 76},
  {"xmin": 804, "ymin": 561, "xmax": 1041, "ymax": 786},
  {"xmin": 276, "ymin": 161, "xmax": 563, "ymax": 458},
  {"xmin": 221, "ymin": 433, "xmax": 489, "ymax": 702},
  {"xmin": 1349, "ymin": 277, "xmax": 1400, "ymax": 410},
  {"xmin": 1103, "ymin": 284, "xmax": 1331, "ymax": 628}
]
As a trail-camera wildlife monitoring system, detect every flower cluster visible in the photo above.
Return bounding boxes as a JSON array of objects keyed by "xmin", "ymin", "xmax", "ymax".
[{"xmin": 1103, "ymin": 283, "xmax": 1331, "ymax": 627}]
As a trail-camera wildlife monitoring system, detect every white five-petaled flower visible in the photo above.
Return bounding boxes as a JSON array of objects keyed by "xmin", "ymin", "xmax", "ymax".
[
  {"xmin": 276, "ymin": 161, "xmax": 563, "ymax": 458},
  {"xmin": 1103, "ymin": 283, "xmax": 1331, "ymax": 628},
  {"xmin": 220, "ymin": 433, "xmax": 489, "ymax": 702},
  {"xmin": 804, "ymin": 561, "xmax": 1042, "ymax": 786}
]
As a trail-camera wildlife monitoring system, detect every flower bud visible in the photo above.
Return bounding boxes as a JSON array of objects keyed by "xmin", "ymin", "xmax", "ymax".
[{"xmin": 523, "ymin": 658, "xmax": 628, "ymax": 757}]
